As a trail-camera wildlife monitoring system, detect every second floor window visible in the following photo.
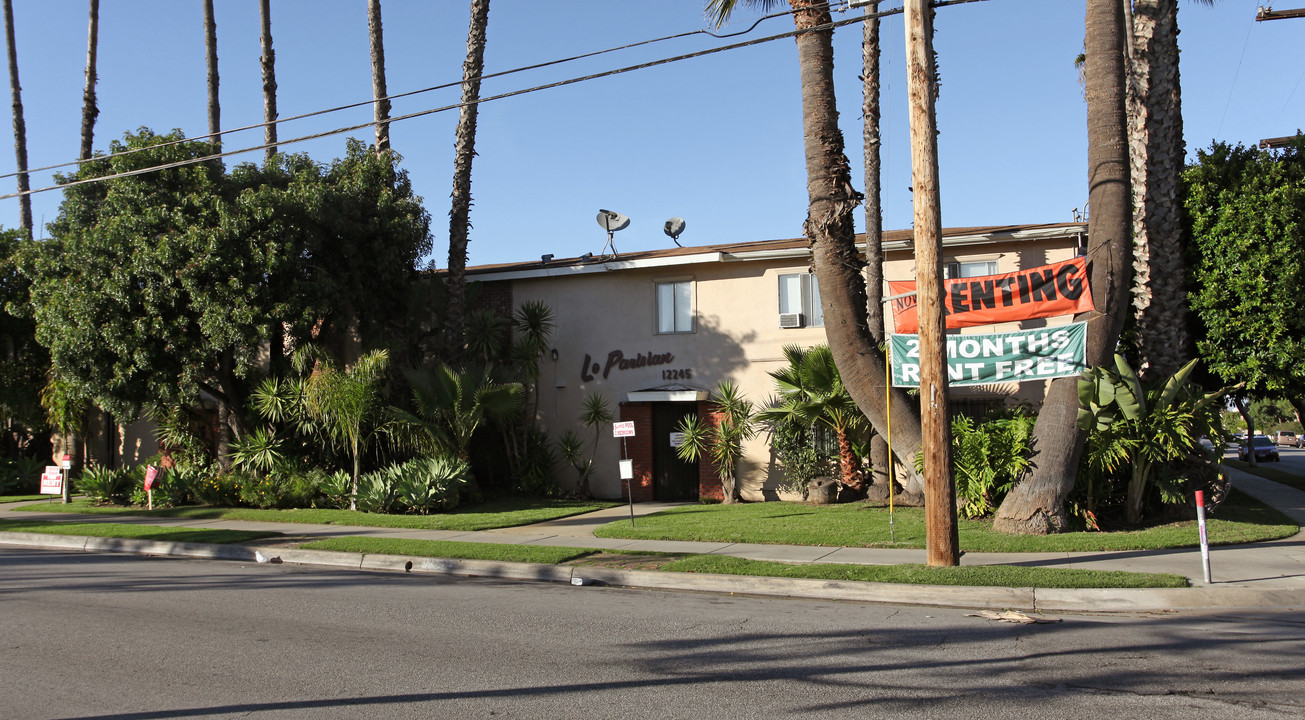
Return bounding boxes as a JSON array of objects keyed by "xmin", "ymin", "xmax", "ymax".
[
  {"xmin": 778, "ymin": 272, "xmax": 823, "ymax": 327},
  {"xmin": 657, "ymin": 280, "xmax": 693, "ymax": 333}
]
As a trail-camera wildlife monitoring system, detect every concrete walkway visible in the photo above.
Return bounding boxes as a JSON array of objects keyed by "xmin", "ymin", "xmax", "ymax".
[{"xmin": 3, "ymin": 467, "xmax": 1304, "ymax": 612}]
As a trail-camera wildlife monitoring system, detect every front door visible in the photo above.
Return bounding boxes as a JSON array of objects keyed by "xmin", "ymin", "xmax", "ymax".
[{"xmin": 651, "ymin": 402, "xmax": 699, "ymax": 501}]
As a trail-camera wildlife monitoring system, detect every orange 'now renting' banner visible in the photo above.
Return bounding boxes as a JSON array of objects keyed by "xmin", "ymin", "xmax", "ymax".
[{"xmin": 888, "ymin": 256, "xmax": 1094, "ymax": 333}]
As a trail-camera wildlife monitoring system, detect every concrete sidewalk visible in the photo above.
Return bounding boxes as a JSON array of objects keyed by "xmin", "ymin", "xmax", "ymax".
[{"xmin": 3, "ymin": 467, "xmax": 1303, "ymax": 612}]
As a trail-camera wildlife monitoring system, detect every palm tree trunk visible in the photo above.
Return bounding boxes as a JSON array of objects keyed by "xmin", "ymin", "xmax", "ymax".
[
  {"xmin": 861, "ymin": 1, "xmax": 891, "ymax": 495},
  {"xmin": 79, "ymin": 0, "xmax": 99, "ymax": 161},
  {"xmin": 993, "ymin": 0, "xmax": 1133, "ymax": 534},
  {"xmin": 1128, "ymin": 0, "xmax": 1190, "ymax": 379},
  {"xmin": 785, "ymin": 0, "xmax": 926, "ymax": 502},
  {"xmin": 367, "ymin": 0, "xmax": 390, "ymax": 155},
  {"xmin": 445, "ymin": 0, "xmax": 491, "ymax": 357},
  {"xmin": 203, "ymin": 0, "xmax": 220, "ymax": 147},
  {"xmin": 259, "ymin": 0, "xmax": 277, "ymax": 164},
  {"xmin": 3, "ymin": 0, "xmax": 32, "ymax": 235}
]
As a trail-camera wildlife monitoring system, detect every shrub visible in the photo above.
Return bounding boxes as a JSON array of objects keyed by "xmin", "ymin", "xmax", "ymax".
[
  {"xmin": 357, "ymin": 456, "xmax": 472, "ymax": 514},
  {"xmin": 78, "ymin": 465, "xmax": 135, "ymax": 504},
  {"xmin": 319, "ymin": 470, "xmax": 353, "ymax": 509},
  {"xmin": 0, "ymin": 457, "xmax": 43, "ymax": 494},
  {"xmin": 126, "ymin": 466, "xmax": 190, "ymax": 509},
  {"xmin": 515, "ymin": 426, "xmax": 559, "ymax": 497},
  {"xmin": 191, "ymin": 471, "xmax": 243, "ymax": 507},
  {"xmin": 950, "ymin": 411, "xmax": 1035, "ymax": 518},
  {"xmin": 767, "ymin": 417, "xmax": 831, "ymax": 492}
]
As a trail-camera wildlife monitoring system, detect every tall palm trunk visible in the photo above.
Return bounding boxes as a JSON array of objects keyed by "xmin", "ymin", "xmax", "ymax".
[
  {"xmin": 3, "ymin": 0, "xmax": 31, "ymax": 235},
  {"xmin": 259, "ymin": 0, "xmax": 277, "ymax": 164},
  {"xmin": 203, "ymin": 0, "xmax": 219, "ymax": 147},
  {"xmin": 1128, "ymin": 0, "xmax": 1190, "ymax": 379},
  {"xmin": 79, "ymin": 0, "xmax": 99, "ymax": 161},
  {"xmin": 861, "ymin": 1, "xmax": 891, "ymax": 494},
  {"xmin": 445, "ymin": 0, "xmax": 490, "ymax": 357},
  {"xmin": 779, "ymin": 0, "xmax": 926, "ymax": 500},
  {"xmin": 367, "ymin": 0, "xmax": 390, "ymax": 155},
  {"xmin": 993, "ymin": 0, "xmax": 1133, "ymax": 534}
]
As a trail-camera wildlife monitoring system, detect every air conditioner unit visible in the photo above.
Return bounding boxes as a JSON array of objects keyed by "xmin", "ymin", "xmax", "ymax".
[{"xmin": 778, "ymin": 312, "xmax": 804, "ymax": 329}]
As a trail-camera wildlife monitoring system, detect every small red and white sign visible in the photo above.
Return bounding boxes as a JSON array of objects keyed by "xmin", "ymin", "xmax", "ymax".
[
  {"xmin": 40, "ymin": 467, "xmax": 63, "ymax": 495},
  {"xmin": 60, "ymin": 454, "xmax": 72, "ymax": 470},
  {"xmin": 144, "ymin": 465, "xmax": 159, "ymax": 491},
  {"xmin": 612, "ymin": 421, "xmax": 636, "ymax": 438}
]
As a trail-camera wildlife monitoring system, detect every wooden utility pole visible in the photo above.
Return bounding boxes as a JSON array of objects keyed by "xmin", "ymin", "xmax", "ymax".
[{"xmin": 904, "ymin": 0, "xmax": 959, "ymax": 567}]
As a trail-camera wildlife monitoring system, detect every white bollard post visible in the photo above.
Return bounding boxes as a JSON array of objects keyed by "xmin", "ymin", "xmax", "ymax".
[{"xmin": 1195, "ymin": 490, "xmax": 1212, "ymax": 584}]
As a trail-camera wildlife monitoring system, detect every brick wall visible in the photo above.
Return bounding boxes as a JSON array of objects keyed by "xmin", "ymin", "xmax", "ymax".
[
  {"xmin": 696, "ymin": 401, "xmax": 726, "ymax": 501},
  {"xmin": 470, "ymin": 280, "xmax": 514, "ymax": 320}
]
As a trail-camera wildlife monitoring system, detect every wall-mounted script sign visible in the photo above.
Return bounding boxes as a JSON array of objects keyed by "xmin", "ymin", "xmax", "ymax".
[{"xmin": 581, "ymin": 350, "xmax": 678, "ymax": 381}]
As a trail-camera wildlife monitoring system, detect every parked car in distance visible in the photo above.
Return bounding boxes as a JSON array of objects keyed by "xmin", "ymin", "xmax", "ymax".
[
  {"xmin": 1274, "ymin": 430, "xmax": 1298, "ymax": 447},
  {"xmin": 1239, "ymin": 435, "xmax": 1281, "ymax": 462}
]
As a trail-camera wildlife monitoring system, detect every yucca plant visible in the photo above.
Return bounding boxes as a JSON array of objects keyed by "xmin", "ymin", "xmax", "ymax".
[{"xmin": 676, "ymin": 381, "xmax": 758, "ymax": 503}]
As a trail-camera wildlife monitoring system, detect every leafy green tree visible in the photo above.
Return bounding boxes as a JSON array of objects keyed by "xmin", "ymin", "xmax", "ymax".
[
  {"xmin": 676, "ymin": 381, "xmax": 758, "ymax": 504},
  {"xmin": 1185, "ymin": 140, "xmax": 1305, "ymax": 425},
  {"xmin": 22, "ymin": 130, "xmax": 431, "ymax": 457},
  {"xmin": 0, "ymin": 228, "xmax": 46, "ymax": 460}
]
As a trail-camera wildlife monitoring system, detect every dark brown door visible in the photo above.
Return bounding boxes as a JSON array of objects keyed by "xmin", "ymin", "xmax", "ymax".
[{"xmin": 651, "ymin": 402, "xmax": 699, "ymax": 501}]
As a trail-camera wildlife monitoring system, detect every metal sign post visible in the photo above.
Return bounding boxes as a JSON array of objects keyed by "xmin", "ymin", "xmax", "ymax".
[
  {"xmin": 1195, "ymin": 490, "xmax": 1212, "ymax": 583},
  {"xmin": 613, "ymin": 422, "xmax": 636, "ymax": 527}
]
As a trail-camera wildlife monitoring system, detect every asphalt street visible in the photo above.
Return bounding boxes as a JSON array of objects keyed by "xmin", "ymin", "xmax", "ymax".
[{"xmin": 4, "ymin": 548, "xmax": 1304, "ymax": 720}]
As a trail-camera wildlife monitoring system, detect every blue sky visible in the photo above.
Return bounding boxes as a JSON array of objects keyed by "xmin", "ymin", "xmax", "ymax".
[{"xmin": 0, "ymin": 1, "xmax": 1299, "ymax": 268}]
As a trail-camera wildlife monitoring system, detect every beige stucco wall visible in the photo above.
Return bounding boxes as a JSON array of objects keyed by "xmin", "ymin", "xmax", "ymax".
[{"xmin": 509, "ymin": 233, "xmax": 1081, "ymax": 500}]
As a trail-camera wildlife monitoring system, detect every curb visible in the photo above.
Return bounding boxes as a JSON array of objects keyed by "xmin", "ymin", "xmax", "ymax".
[{"xmin": 4, "ymin": 531, "xmax": 1300, "ymax": 612}]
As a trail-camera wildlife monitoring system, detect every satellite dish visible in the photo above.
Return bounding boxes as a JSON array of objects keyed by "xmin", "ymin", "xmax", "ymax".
[
  {"xmin": 596, "ymin": 209, "xmax": 630, "ymax": 233},
  {"xmin": 663, "ymin": 217, "xmax": 686, "ymax": 247}
]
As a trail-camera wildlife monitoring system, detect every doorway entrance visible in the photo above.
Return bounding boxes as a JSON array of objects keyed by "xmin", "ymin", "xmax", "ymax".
[{"xmin": 650, "ymin": 402, "xmax": 699, "ymax": 501}]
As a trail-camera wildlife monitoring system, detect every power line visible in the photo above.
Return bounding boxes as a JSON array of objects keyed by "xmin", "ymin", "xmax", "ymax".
[
  {"xmin": 0, "ymin": 1, "xmax": 986, "ymax": 202},
  {"xmin": 0, "ymin": 4, "xmax": 813, "ymax": 184}
]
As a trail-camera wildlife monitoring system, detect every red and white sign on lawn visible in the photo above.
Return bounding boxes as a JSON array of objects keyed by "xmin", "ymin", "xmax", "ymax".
[
  {"xmin": 612, "ymin": 421, "xmax": 636, "ymax": 438},
  {"xmin": 39, "ymin": 467, "xmax": 63, "ymax": 495}
]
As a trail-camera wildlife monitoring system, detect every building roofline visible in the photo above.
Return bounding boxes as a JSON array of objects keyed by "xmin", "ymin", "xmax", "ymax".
[{"xmin": 455, "ymin": 222, "xmax": 1087, "ymax": 283}]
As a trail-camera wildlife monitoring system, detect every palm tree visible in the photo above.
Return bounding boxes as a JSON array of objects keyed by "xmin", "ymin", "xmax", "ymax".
[
  {"xmin": 758, "ymin": 345, "xmax": 867, "ymax": 490},
  {"xmin": 295, "ymin": 348, "xmax": 390, "ymax": 511},
  {"xmin": 1127, "ymin": 0, "xmax": 1214, "ymax": 379},
  {"xmin": 860, "ymin": 0, "xmax": 891, "ymax": 493},
  {"xmin": 704, "ymin": 0, "xmax": 927, "ymax": 501},
  {"xmin": 2, "ymin": 0, "xmax": 31, "ymax": 235},
  {"xmin": 993, "ymin": 0, "xmax": 1134, "ymax": 534},
  {"xmin": 259, "ymin": 0, "xmax": 277, "ymax": 164},
  {"xmin": 445, "ymin": 0, "xmax": 491, "ymax": 357},
  {"xmin": 79, "ymin": 0, "xmax": 99, "ymax": 161},
  {"xmin": 391, "ymin": 361, "xmax": 521, "ymax": 461},
  {"xmin": 367, "ymin": 0, "xmax": 390, "ymax": 155},
  {"xmin": 203, "ymin": 0, "xmax": 219, "ymax": 147}
]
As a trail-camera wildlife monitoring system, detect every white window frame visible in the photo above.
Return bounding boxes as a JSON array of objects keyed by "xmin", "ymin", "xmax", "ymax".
[
  {"xmin": 655, "ymin": 279, "xmax": 694, "ymax": 334},
  {"xmin": 945, "ymin": 259, "xmax": 1000, "ymax": 279},
  {"xmin": 777, "ymin": 272, "xmax": 823, "ymax": 328}
]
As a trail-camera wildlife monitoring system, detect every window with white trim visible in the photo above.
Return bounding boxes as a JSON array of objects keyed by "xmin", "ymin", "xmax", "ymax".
[
  {"xmin": 656, "ymin": 280, "xmax": 693, "ymax": 334},
  {"xmin": 945, "ymin": 260, "xmax": 999, "ymax": 279},
  {"xmin": 778, "ymin": 272, "xmax": 823, "ymax": 328}
]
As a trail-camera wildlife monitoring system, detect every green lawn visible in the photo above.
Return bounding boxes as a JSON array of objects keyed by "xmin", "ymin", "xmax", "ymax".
[
  {"xmin": 661, "ymin": 555, "xmax": 1188, "ymax": 589},
  {"xmin": 593, "ymin": 489, "xmax": 1296, "ymax": 552},
  {"xmin": 301, "ymin": 537, "xmax": 599, "ymax": 565},
  {"xmin": 0, "ymin": 519, "xmax": 280, "ymax": 544},
  {"xmin": 1224, "ymin": 458, "xmax": 1305, "ymax": 492},
  {"xmin": 299, "ymin": 537, "xmax": 1184, "ymax": 588},
  {"xmin": 16, "ymin": 497, "xmax": 620, "ymax": 532},
  {"xmin": 0, "ymin": 494, "xmax": 50, "ymax": 503}
]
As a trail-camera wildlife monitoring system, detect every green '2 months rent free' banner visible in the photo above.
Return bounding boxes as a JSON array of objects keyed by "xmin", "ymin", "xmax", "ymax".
[{"xmin": 890, "ymin": 322, "xmax": 1087, "ymax": 387}]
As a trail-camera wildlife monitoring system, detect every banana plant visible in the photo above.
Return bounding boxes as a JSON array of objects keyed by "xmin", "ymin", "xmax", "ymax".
[{"xmin": 1077, "ymin": 355, "xmax": 1233, "ymax": 524}]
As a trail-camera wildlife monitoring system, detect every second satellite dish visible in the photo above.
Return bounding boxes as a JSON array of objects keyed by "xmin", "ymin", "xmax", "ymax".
[
  {"xmin": 663, "ymin": 217, "xmax": 686, "ymax": 247},
  {"xmin": 596, "ymin": 209, "xmax": 630, "ymax": 233}
]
